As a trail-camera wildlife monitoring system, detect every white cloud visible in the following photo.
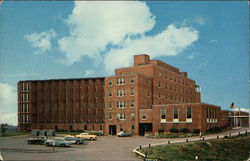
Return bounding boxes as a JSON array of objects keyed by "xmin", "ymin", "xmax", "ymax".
[
  {"xmin": 25, "ymin": 29, "xmax": 57, "ymax": 54},
  {"xmin": 194, "ymin": 16, "xmax": 206, "ymax": 25},
  {"xmin": 104, "ymin": 25, "xmax": 199, "ymax": 73},
  {"xmin": 188, "ymin": 54, "xmax": 195, "ymax": 60},
  {"xmin": 58, "ymin": 1, "xmax": 155, "ymax": 65},
  {"xmin": 0, "ymin": 83, "xmax": 17, "ymax": 125},
  {"xmin": 57, "ymin": 1, "xmax": 199, "ymax": 74}
]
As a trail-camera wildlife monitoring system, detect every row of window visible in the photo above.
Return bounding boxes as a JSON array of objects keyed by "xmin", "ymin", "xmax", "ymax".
[
  {"xmin": 107, "ymin": 101, "xmax": 135, "ymax": 109},
  {"xmin": 21, "ymin": 104, "xmax": 30, "ymax": 113},
  {"xmin": 108, "ymin": 113, "xmax": 135, "ymax": 120},
  {"xmin": 160, "ymin": 107, "xmax": 192, "ymax": 120},
  {"xmin": 20, "ymin": 82, "xmax": 30, "ymax": 91},
  {"xmin": 157, "ymin": 93, "xmax": 193, "ymax": 103},
  {"xmin": 119, "ymin": 124, "xmax": 135, "ymax": 132},
  {"xmin": 157, "ymin": 71, "xmax": 192, "ymax": 87},
  {"xmin": 207, "ymin": 108, "xmax": 217, "ymax": 119},
  {"xmin": 21, "ymin": 93, "xmax": 30, "ymax": 102},
  {"xmin": 108, "ymin": 77, "xmax": 135, "ymax": 86},
  {"xmin": 108, "ymin": 88, "xmax": 135, "ymax": 97},
  {"xmin": 158, "ymin": 82, "xmax": 194, "ymax": 95}
]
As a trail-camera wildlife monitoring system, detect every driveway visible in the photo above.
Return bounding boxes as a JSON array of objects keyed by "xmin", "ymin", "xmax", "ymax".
[{"xmin": 0, "ymin": 127, "xmax": 249, "ymax": 161}]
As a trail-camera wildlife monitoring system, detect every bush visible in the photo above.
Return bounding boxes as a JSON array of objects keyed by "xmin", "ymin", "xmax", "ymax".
[
  {"xmin": 169, "ymin": 128, "xmax": 179, "ymax": 133},
  {"xmin": 180, "ymin": 128, "xmax": 189, "ymax": 133},
  {"xmin": 158, "ymin": 128, "xmax": 164, "ymax": 134},
  {"xmin": 192, "ymin": 128, "xmax": 200, "ymax": 134},
  {"xmin": 206, "ymin": 127, "xmax": 221, "ymax": 133}
]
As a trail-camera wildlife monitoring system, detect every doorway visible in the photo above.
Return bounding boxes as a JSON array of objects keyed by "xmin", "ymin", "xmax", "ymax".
[
  {"xmin": 109, "ymin": 125, "xmax": 117, "ymax": 135},
  {"xmin": 139, "ymin": 123, "xmax": 153, "ymax": 136}
]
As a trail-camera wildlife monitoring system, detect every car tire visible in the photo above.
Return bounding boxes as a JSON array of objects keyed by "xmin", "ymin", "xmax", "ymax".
[
  {"xmin": 90, "ymin": 137, "xmax": 93, "ymax": 140},
  {"xmin": 61, "ymin": 144, "xmax": 65, "ymax": 147},
  {"xmin": 76, "ymin": 141, "xmax": 80, "ymax": 144},
  {"xmin": 46, "ymin": 143, "xmax": 50, "ymax": 146},
  {"xmin": 28, "ymin": 141, "xmax": 32, "ymax": 144}
]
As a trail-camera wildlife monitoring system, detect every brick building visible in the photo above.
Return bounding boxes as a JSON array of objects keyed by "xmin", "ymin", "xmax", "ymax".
[
  {"xmin": 18, "ymin": 78, "xmax": 105, "ymax": 131},
  {"xmin": 18, "ymin": 54, "xmax": 248, "ymax": 134}
]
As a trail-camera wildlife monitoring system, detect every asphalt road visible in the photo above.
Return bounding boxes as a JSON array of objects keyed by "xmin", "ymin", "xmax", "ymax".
[{"xmin": 0, "ymin": 127, "xmax": 249, "ymax": 161}]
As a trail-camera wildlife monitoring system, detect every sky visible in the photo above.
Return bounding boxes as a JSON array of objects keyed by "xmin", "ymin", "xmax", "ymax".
[{"xmin": 0, "ymin": 1, "xmax": 249, "ymax": 125}]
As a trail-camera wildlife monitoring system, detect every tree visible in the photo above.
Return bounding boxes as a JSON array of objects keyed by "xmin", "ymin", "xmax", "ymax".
[{"xmin": 0, "ymin": 123, "xmax": 9, "ymax": 136}]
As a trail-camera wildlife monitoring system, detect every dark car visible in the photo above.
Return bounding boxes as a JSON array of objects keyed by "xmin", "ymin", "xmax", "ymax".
[
  {"xmin": 64, "ymin": 135, "xmax": 84, "ymax": 144},
  {"xmin": 27, "ymin": 136, "xmax": 47, "ymax": 144}
]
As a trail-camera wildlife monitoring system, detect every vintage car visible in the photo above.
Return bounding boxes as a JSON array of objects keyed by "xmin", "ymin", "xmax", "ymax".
[
  {"xmin": 88, "ymin": 131, "xmax": 104, "ymax": 136},
  {"xmin": 75, "ymin": 133, "xmax": 98, "ymax": 140},
  {"xmin": 45, "ymin": 138, "xmax": 72, "ymax": 147},
  {"xmin": 117, "ymin": 131, "xmax": 132, "ymax": 137},
  {"xmin": 27, "ymin": 136, "xmax": 47, "ymax": 144},
  {"xmin": 64, "ymin": 135, "xmax": 84, "ymax": 144}
]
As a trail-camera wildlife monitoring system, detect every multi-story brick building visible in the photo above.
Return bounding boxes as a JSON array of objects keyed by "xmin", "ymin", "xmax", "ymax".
[
  {"xmin": 18, "ymin": 78, "xmax": 105, "ymax": 131},
  {"xmin": 18, "ymin": 54, "xmax": 248, "ymax": 134}
]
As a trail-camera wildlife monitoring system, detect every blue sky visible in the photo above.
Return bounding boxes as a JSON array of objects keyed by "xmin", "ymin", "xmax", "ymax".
[{"xmin": 0, "ymin": 1, "xmax": 249, "ymax": 125}]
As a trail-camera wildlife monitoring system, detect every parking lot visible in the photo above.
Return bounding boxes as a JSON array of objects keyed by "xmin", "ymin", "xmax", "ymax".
[{"xmin": 0, "ymin": 135, "xmax": 159, "ymax": 161}]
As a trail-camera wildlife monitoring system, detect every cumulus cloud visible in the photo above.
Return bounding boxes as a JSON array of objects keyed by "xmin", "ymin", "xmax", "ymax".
[
  {"xmin": 0, "ymin": 83, "xmax": 17, "ymax": 125},
  {"xmin": 58, "ymin": 1, "xmax": 155, "ymax": 66},
  {"xmin": 25, "ymin": 29, "xmax": 57, "ymax": 54}
]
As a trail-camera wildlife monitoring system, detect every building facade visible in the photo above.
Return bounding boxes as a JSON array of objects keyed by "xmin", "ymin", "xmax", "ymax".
[
  {"xmin": 18, "ymin": 78, "xmax": 105, "ymax": 131},
  {"xmin": 18, "ymin": 54, "xmax": 248, "ymax": 134}
]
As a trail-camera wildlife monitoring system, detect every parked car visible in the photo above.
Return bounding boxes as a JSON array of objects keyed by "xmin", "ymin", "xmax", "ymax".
[
  {"xmin": 117, "ymin": 131, "xmax": 132, "ymax": 137},
  {"xmin": 88, "ymin": 131, "xmax": 104, "ymax": 136},
  {"xmin": 45, "ymin": 138, "xmax": 72, "ymax": 147},
  {"xmin": 27, "ymin": 136, "xmax": 47, "ymax": 144},
  {"xmin": 64, "ymin": 135, "xmax": 84, "ymax": 144},
  {"xmin": 76, "ymin": 133, "xmax": 98, "ymax": 140}
]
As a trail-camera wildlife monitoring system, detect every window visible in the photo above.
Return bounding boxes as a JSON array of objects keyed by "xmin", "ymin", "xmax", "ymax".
[
  {"xmin": 117, "ymin": 89, "xmax": 126, "ymax": 97},
  {"xmin": 120, "ymin": 125, "xmax": 124, "ymax": 132},
  {"xmin": 130, "ymin": 78, "xmax": 135, "ymax": 84},
  {"xmin": 142, "ymin": 113, "xmax": 147, "ymax": 120},
  {"xmin": 131, "ymin": 125, "xmax": 135, "ymax": 132},
  {"xmin": 147, "ymin": 80, "xmax": 150, "ymax": 86},
  {"xmin": 117, "ymin": 101, "xmax": 126, "ymax": 109},
  {"xmin": 21, "ymin": 82, "xmax": 25, "ymax": 91},
  {"xmin": 26, "ymin": 104, "xmax": 29, "ymax": 112},
  {"xmin": 130, "ymin": 88, "xmax": 135, "ymax": 96},
  {"xmin": 186, "ymin": 107, "xmax": 192, "ymax": 118},
  {"xmin": 108, "ymin": 90, "xmax": 112, "ymax": 97},
  {"xmin": 108, "ymin": 80, "xmax": 112, "ymax": 86},
  {"xmin": 174, "ymin": 108, "xmax": 179, "ymax": 119},
  {"xmin": 165, "ymin": 74, "xmax": 168, "ymax": 80},
  {"xmin": 108, "ymin": 113, "xmax": 112, "ymax": 120},
  {"xmin": 130, "ymin": 113, "xmax": 135, "ymax": 120},
  {"xmin": 108, "ymin": 102, "xmax": 112, "ymax": 109},
  {"xmin": 84, "ymin": 125, "xmax": 87, "ymax": 130},
  {"xmin": 26, "ymin": 83, "xmax": 30, "ymax": 91},
  {"xmin": 130, "ymin": 100, "xmax": 135, "ymax": 108},
  {"xmin": 26, "ymin": 93, "xmax": 29, "ymax": 102},
  {"xmin": 158, "ymin": 93, "xmax": 161, "ymax": 99},
  {"xmin": 165, "ymin": 84, "xmax": 168, "ymax": 89},
  {"xmin": 165, "ymin": 94, "xmax": 168, "ymax": 100},
  {"xmin": 158, "ymin": 72, "xmax": 162, "ymax": 76},
  {"xmin": 92, "ymin": 125, "xmax": 95, "ymax": 130},
  {"xmin": 160, "ymin": 109, "xmax": 166, "ymax": 122},
  {"xmin": 158, "ymin": 81, "xmax": 161, "ymax": 88},
  {"xmin": 117, "ymin": 113, "xmax": 126, "ymax": 120},
  {"xmin": 99, "ymin": 125, "xmax": 103, "ymax": 131},
  {"xmin": 117, "ymin": 78, "xmax": 126, "ymax": 85}
]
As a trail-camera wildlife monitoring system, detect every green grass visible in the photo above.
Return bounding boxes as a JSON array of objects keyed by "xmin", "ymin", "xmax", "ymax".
[
  {"xmin": 0, "ymin": 131, "xmax": 30, "ymax": 137},
  {"xmin": 140, "ymin": 136, "xmax": 250, "ymax": 161}
]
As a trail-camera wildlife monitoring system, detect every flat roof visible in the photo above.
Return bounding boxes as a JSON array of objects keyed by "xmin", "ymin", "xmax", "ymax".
[{"xmin": 19, "ymin": 77, "xmax": 105, "ymax": 82}]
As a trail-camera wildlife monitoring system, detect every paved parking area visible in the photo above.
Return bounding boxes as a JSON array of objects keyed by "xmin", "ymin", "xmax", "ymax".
[{"xmin": 0, "ymin": 127, "xmax": 249, "ymax": 161}]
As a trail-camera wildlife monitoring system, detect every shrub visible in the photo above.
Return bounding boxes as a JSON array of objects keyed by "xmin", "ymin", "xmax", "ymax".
[
  {"xmin": 158, "ymin": 128, "xmax": 164, "ymax": 134},
  {"xmin": 169, "ymin": 128, "xmax": 179, "ymax": 133},
  {"xmin": 206, "ymin": 127, "xmax": 221, "ymax": 133},
  {"xmin": 192, "ymin": 128, "xmax": 200, "ymax": 134},
  {"xmin": 180, "ymin": 128, "xmax": 189, "ymax": 133}
]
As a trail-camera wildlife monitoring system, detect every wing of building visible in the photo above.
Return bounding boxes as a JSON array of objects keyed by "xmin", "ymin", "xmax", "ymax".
[{"xmin": 17, "ymin": 54, "xmax": 249, "ymax": 135}]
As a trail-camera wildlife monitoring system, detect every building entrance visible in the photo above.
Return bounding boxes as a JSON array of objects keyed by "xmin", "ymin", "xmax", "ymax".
[
  {"xmin": 139, "ymin": 123, "xmax": 153, "ymax": 136},
  {"xmin": 109, "ymin": 125, "xmax": 117, "ymax": 135}
]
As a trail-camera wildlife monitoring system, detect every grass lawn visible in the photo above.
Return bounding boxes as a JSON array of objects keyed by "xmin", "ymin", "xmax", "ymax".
[
  {"xmin": 140, "ymin": 136, "xmax": 250, "ymax": 161},
  {"xmin": 0, "ymin": 131, "xmax": 30, "ymax": 137}
]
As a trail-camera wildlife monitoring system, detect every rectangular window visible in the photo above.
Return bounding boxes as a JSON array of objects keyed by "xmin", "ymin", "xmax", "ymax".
[
  {"xmin": 92, "ymin": 125, "xmax": 95, "ymax": 130},
  {"xmin": 130, "ymin": 100, "xmax": 135, "ymax": 108},
  {"xmin": 108, "ymin": 80, "xmax": 112, "ymax": 86},
  {"xmin": 108, "ymin": 90, "xmax": 112, "ymax": 97},
  {"xmin": 142, "ymin": 113, "xmax": 147, "ymax": 120},
  {"xmin": 26, "ymin": 114, "xmax": 29, "ymax": 122},
  {"xmin": 186, "ymin": 107, "xmax": 192, "ymax": 118},
  {"xmin": 158, "ymin": 81, "xmax": 161, "ymax": 88},
  {"xmin": 130, "ymin": 113, "xmax": 135, "ymax": 120},
  {"xmin": 120, "ymin": 125, "xmax": 124, "ymax": 132},
  {"xmin": 22, "ymin": 82, "xmax": 25, "ymax": 91},
  {"xmin": 117, "ymin": 101, "xmax": 126, "ymax": 109},
  {"xmin": 26, "ymin": 83, "xmax": 29, "ymax": 91},
  {"xmin": 99, "ymin": 125, "xmax": 103, "ymax": 131},
  {"xmin": 174, "ymin": 108, "xmax": 179, "ymax": 119},
  {"xmin": 26, "ymin": 93, "xmax": 29, "ymax": 102},
  {"xmin": 131, "ymin": 125, "xmax": 135, "ymax": 132},
  {"xmin": 117, "ymin": 113, "xmax": 126, "ymax": 120},
  {"xmin": 84, "ymin": 125, "xmax": 87, "ymax": 130},
  {"xmin": 117, "ymin": 89, "xmax": 126, "ymax": 97},
  {"xmin": 160, "ymin": 109, "xmax": 166, "ymax": 119},
  {"xmin": 117, "ymin": 78, "xmax": 126, "ymax": 85},
  {"xmin": 108, "ymin": 102, "xmax": 112, "ymax": 109},
  {"xmin": 130, "ymin": 78, "xmax": 135, "ymax": 84},
  {"xmin": 27, "ymin": 104, "xmax": 29, "ymax": 112},
  {"xmin": 108, "ymin": 113, "xmax": 112, "ymax": 120},
  {"xmin": 130, "ymin": 88, "xmax": 135, "ymax": 96}
]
